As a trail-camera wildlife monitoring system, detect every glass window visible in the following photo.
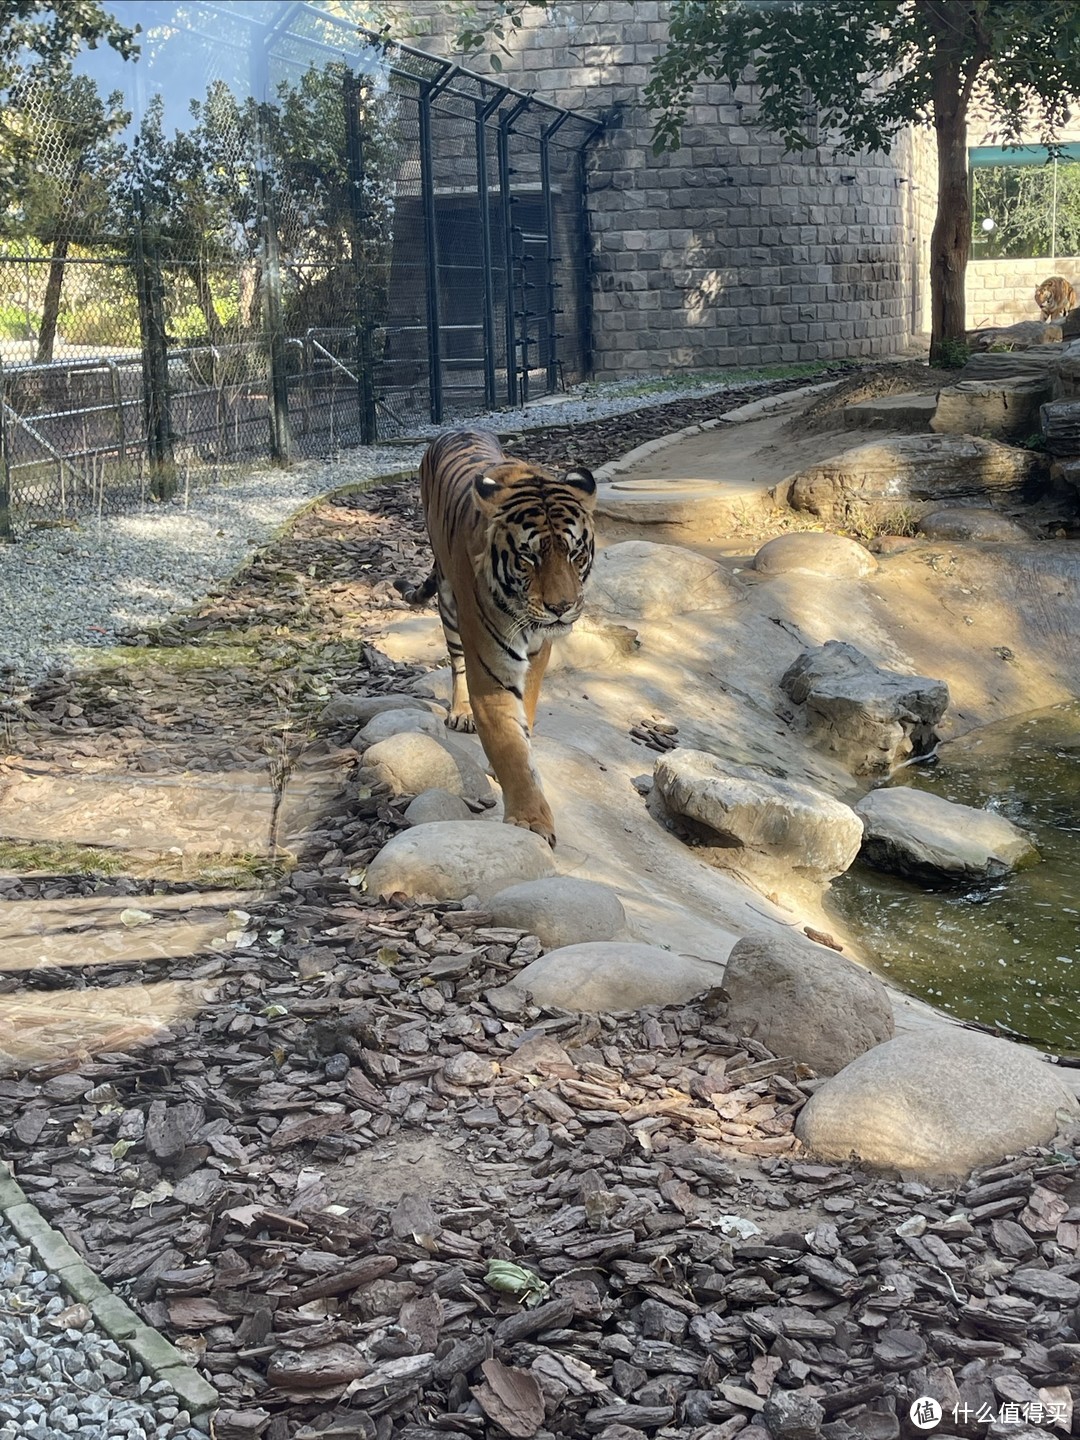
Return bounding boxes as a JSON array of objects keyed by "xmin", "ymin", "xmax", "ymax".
[{"xmin": 970, "ymin": 144, "xmax": 1080, "ymax": 259}]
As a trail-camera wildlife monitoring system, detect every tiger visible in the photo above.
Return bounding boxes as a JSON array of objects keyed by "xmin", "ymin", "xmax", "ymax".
[
  {"xmin": 1034, "ymin": 275, "xmax": 1076, "ymax": 321},
  {"xmin": 396, "ymin": 429, "xmax": 596, "ymax": 847}
]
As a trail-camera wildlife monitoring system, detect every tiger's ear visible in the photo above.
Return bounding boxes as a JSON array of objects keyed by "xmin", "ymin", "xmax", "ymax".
[
  {"xmin": 561, "ymin": 466, "xmax": 596, "ymax": 501},
  {"xmin": 474, "ymin": 473, "xmax": 503, "ymax": 505}
]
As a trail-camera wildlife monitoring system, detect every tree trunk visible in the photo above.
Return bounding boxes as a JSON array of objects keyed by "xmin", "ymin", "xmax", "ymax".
[
  {"xmin": 35, "ymin": 229, "xmax": 72, "ymax": 365},
  {"xmin": 194, "ymin": 251, "xmax": 225, "ymax": 346},
  {"xmin": 928, "ymin": 59, "xmax": 971, "ymax": 365}
]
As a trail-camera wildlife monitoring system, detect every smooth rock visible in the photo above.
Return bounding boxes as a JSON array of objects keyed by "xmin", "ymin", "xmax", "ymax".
[
  {"xmin": 969, "ymin": 319, "xmax": 1063, "ymax": 350},
  {"xmin": 653, "ymin": 750, "xmax": 863, "ymax": 883},
  {"xmin": 487, "ymin": 877, "xmax": 627, "ymax": 949},
  {"xmin": 753, "ymin": 532, "xmax": 877, "ymax": 579},
  {"xmin": 358, "ymin": 732, "xmax": 492, "ymax": 801},
  {"xmin": 786, "ymin": 435, "xmax": 1045, "ymax": 525},
  {"xmin": 722, "ymin": 932, "xmax": 893, "ymax": 1077},
  {"xmin": 916, "ymin": 508, "xmax": 1030, "ymax": 543},
  {"xmin": 795, "ymin": 1030, "xmax": 1079, "ymax": 1176},
  {"xmin": 365, "ymin": 821, "xmax": 555, "ymax": 901},
  {"xmin": 495, "ymin": 941, "xmax": 723, "ymax": 1012},
  {"xmin": 587, "ymin": 541, "xmax": 743, "ymax": 619},
  {"xmin": 403, "ymin": 789, "xmax": 473, "ymax": 825},
  {"xmin": 854, "ymin": 786, "xmax": 1038, "ymax": 883},
  {"xmin": 356, "ymin": 708, "xmax": 447, "ymax": 746},
  {"xmin": 780, "ymin": 640, "xmax": 949, "ymax": 776},
  {"xmin": 319, "ymin": 692, "xmax": 437, "ymax": 728}
]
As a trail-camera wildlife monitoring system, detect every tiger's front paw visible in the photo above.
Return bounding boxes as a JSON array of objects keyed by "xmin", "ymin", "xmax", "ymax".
[
  {"xmin": 446, "ymin": 706, "xmax": 475, "ymax": 733},
  {"xmin": 505, "ymin": 804, "xmax": 556, "ymax": 849}
]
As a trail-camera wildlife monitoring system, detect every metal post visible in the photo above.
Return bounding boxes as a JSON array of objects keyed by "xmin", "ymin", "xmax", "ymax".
[
  {"xmin": 254, "ymin": 123, "xmax": 292, "ymax": 467},
  {"xmin": 498, "ymin": 114, "xmax": 517, "ymax": 408},
  {"xmin": 134, "ymin": 185, "xmax": 176, "ymax": 499},
  {"xmin": 576, "ymin": 143, "xmax": 596, "ymax": 381},
  {"xmin": 0, "ymin": 357, "xmax": 12, "ymax": 542},
  {"xmin": 345, "ymin": 72, "xmax": 377, "ymax": 444},
  {"xmin": 476, "ymin": 96, "xmax": 501, "ymax": 411},
  {"xmin": 418, "ymin": 82, "xmax": 442, "ymax": 425},
  {"xmin": 541, "ymin": 115, "xmax": 569, "ymax": 393}
]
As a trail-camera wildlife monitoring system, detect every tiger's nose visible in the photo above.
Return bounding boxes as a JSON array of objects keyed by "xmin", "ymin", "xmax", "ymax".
[{"xmin": 548, "ymin": 598, "xmax": 574, "ymax": 616}]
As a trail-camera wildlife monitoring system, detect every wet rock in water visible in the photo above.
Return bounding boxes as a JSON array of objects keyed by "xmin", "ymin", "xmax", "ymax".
[
  {"xmin": 753, "ymin": 532, "xmax": 878, "ymax": 579},
  {"xmin": 365, "ymin": 821, "xmax": 554, "ymax": 901},
  {"xmin": 786, "ymin": 434, "xmax": 1045, "ymax": 525},
  {"xmin": 355, "ymin": 707, "xmax": 447, "ymax": 746},
  {"xmin": 795, "ymin": 1030, "xmax": 1080, "ymax": 1176},
  {"xmin": 586, "ymin": 540, "xmax": 743, "ymax": 619},
  {"xmin": 492, "ymin": 940, "xmax": 724, "ymax": 1012},
  {"xmin": 916, "ymin": 507, "xmax": 1032, "ymax": 543},
  {"xmin": 722, "ymin": 931, "xmax": 893, "ymax": 1076},
  {"xmin": 780, "ymin": 640, "xmax": 948, "ymax": 776},
  {"xmin": 653, "ymin": 750, "xmax": 863, "ymax": 884},
  {"xmin": 319, "ymin": 691, "xmax": 438, "ymax": 728},
  {"xmin": 486, "ymin": 876, "xmax": 627, "ymax": 949},
  {"xmin": 358, "ymin": 731, "xmax": 493, "ymax": 802},
  {"xmin": 403, "ymin": 788, "xmax": 473, "ymax": 825},
  {"xmin": 854, "ymin": 786, "xmax": 1039, "ymax": 884}
]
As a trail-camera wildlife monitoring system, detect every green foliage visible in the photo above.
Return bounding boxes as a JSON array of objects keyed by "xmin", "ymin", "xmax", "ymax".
[
  {"xmin": 936, "ymin": 337, "xmax": 972, "ymax": 369},
  {"xmin": 0, "ymin": 300, "xmax": 31, "ymax": 339},
  {"xmin": 972, "ymin": 160, "xmax": 1080, "ymax": 259}
]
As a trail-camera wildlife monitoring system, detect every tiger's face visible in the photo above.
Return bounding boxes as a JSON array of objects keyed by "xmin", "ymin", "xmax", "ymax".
[{"xmin": 474, "ymin": 461, "xmax": 596, "ymax": 631}]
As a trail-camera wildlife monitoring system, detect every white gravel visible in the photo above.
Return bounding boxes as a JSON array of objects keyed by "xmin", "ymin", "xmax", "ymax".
[{"xmin": 0, "ymin": 374, "xmax": 768, "ymax": 685}]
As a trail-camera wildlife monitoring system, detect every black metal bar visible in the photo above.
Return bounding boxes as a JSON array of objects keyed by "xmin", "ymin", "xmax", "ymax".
[
  {"xmin": 540, "ymin": 120, "xmax": 565, "ymax": 393},
  {"xmin": 498, "ymin": 115, "xmax": 518, "ymax": 408},
  {"xmin": 133, "ymin": 184, "xmax": 175, "ymax": 499},
  {"xmin": 419, "ymin": 82, "xmax": 442, "ymax": 425},
  {"xmin": 0, "ymin": 358, "xmax": 11, "ymax": 541},
  {"xmin": 475, "ymin": 98, "xmax": 499, "ymax": 411},
  {"xmin": 576, "ymin": 144, "xmax": 596, "ymax": 381},
  {"xmin": 345, "ymin": 72, "xmax": 378, "ymax": 444}
]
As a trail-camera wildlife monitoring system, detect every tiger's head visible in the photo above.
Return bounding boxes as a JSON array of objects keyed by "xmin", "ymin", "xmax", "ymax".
[{"xmin": 473, "ymin": 460, "xmax": 597, "ymax": 631}]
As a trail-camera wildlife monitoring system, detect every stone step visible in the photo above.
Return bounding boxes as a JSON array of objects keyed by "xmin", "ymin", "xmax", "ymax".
[{"xmin": 841, "ymin": 394, "xmax": 937, "ymax": 432}]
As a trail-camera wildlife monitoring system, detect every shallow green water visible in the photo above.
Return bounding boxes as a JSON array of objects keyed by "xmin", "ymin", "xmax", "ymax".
[{"xmin": 828, "ymin": 702, "xmax": 1080, "ymax": 1054}]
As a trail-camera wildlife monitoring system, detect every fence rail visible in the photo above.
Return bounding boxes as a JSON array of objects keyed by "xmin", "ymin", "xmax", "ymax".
[{"xmin": 0, "ymin": 6, "xmax": 600, "ymax": 537}]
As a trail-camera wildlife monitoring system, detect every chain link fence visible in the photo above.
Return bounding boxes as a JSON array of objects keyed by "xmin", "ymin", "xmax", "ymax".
[{"xmin": 0, "ymin": 2, "xmax": 600, "ymax": 537}]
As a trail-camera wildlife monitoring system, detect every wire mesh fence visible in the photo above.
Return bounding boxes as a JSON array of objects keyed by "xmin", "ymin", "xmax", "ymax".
[{"xmin": 0, "ymin": 2, "xmax": 600, "ymax": 537}]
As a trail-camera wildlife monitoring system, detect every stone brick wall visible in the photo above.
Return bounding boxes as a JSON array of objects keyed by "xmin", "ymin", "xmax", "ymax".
[
  {"xmin": 407, "ymin": 1, "xmax": 929, "ymax": 376},
  {"xmin": 968, "ymin": 257, "xmax": 1080, "ymax": 329}
]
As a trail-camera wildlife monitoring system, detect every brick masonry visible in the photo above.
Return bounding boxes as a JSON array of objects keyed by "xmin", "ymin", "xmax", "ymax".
[{"xmin": 408, "ymin": 1, "xmax": 938, "ymax": 375}]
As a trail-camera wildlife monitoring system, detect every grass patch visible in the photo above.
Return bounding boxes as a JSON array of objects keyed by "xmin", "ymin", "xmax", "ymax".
[
  {"xmin": 0, "ymin": 837, "xmax": 289, "ymax": 887},
  {"xmin": 73, "ymin": 639, "xmax": 261, "ymax": 673},
  {"xmin": 0, "ymin": 839, "xmax": 129, "ymax": 875}
]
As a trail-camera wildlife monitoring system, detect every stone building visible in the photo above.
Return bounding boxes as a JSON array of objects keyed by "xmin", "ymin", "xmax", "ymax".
[{"xmin": 408, "ymin": 0, "xmax": 938, "ymax": 376}]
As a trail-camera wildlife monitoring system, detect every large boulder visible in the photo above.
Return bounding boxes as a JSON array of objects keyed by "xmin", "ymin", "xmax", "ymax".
[
  {"xmin": 494, "ymin": 940, "xmax": 723, "ymax": 1012},
  {"xmin": 722, "ymin": 932, "xmax": 893, "ymax": 1076},
  {"xmin": 753, "ymin": 532, "xmax": 877, "ymax": 579},
  {"xmin": 960, "ymin": 345, "xmax": 1063, "ymax": 382},
  {"xmin": 931, "ymin": 377, "xmax": 1053, "ymax": 441},
  {"xmin": 587, "ymin": 541, "xmax": 743, "ymax": 620},
  {"xmin": 780, "ymin": 641, "xmax": 949, "ymax": 776},
  {"xmin": 1053, "ymin": 337, "xmax": 1080, "ymax": 396},
  {"xmin": 487, "ymin": 877, "xmax": 627, "ymax": 949},
  {"xmin": 365, "ymin": 821, "xmax": 555, "ymax": 901},
  {"xmin": 1040, "ymin": 400, "xmax": 1080, "ymax": 457},
  {"xmin": 786, "ymin": 435, "xmax": 1046, "ymax": 527},
  {"xmin": 652, "ymin": 750, "xmax": 863, "ymax": 884},
  {"xmin": 795, "ymin": 1030, "xmax": 1079, "ymax": 1177},
  {"xmin": 967, "ymin": 320, "xmax": 1062, "ymax": 351},
  {"xmin": 356, "ymin": 708, "xmax": 447, "ymax": 747},
  {"xmin": 358, "ymin": 732, "xmax": 493, "ymax": 802},
  {"xmin": 319, "ymin": 692, "xmax": 438, "ymax": 729},
  {"xmin": 916, "ymin": 508, "xmax": 1031, "ymax": 543},
  {"xmin": 854, "ymin": 786, "xmax": 1038, "ymax": 884}
]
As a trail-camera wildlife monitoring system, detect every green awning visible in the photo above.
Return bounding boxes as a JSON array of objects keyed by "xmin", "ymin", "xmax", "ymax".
[{"xmin": 970, "ymin": 143, "xmax": 1080, "ymax": 168}]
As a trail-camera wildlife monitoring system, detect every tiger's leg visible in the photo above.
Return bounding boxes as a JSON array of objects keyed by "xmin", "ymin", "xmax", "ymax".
[
  {"xmin": 435, "ymin": 576, "xmax": 475, "ymax": 732},
  {"xmin": 465, "ymin": 654, "xmax": 555, "ymax": 846},
  {"xmin": 523, "ymin": 637, "xmax": 552, "ymax": 735}
]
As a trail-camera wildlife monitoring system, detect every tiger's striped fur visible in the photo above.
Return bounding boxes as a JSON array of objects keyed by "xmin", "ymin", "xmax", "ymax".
[
  {"xmin": 1035, "ymin": 275, "xmax": 1076, "ymax": 321},
  {"xmin": 397, "ymin": 429, "xmax": 596, "ymax": 846}
]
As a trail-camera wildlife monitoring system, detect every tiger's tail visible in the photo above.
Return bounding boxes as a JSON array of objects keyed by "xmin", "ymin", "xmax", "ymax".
[{"xmin": 394, "ymin": 567, "xmax": 438, "ymax": 606}]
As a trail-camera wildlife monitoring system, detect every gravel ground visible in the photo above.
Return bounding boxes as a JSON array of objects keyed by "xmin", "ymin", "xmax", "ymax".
[
  {"xmin": 0, "ymin": 1215, "xmax": 207, "ymax": 1440},
  {"xmin": 0, "ymin": 372, "xmax": 805, "ymax": 685}
]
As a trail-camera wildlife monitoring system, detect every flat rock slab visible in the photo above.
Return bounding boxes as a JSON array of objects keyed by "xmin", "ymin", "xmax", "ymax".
[
  {"xmin": 780, "ymin": 640, "xmax": 949, "ymax": 776},
  {"xmin": 595, "ymin": 476, "xmax": 770, "ymax": 531},
  {"xmin": 931, "ymin": 377, "xmax": 1053, "ymax": 441},
  {"xmin": 486, "ymin": 877, "xmax": 627, "ymax": 950},
  {"xmin": 587, "ymin": 541, "xmax": 743, "ymax": 619},
  {"xmin": 842, "ymin": 393, "xmax": 936, "ymax": 432},
  {"xmin": 786, "ymin": 434, "xmax": 1044, "ymax": 526},
  {"xmin": 959, "ymin": 345, "xmax": 1063, "ymax": 381},
  {"xmin": 753, "ymin": 532, "xmax": 877, "ymax": 579},
  {"xmin": 494, "ymin": 940, "xmax": 723, "ymax": 1012},
  {"xmin": 854, "ymin": 785, "xmax": 1038, "ymax": 884},
  {"xmin": 795, "ymin": 1030, "xmax": 1079, "ymax": 1176},
  {"xmin": 365, "ymin": 821, "xmax": 555, "ymax": 901},
  {"xmin": 723, "ymin": 932, "xmax": 893, "ymax": 1076},
  {"xmin": 653, "ymin": 749, "xmax": 863, "ymax": 883},
  {"xmin": 917, "ymin": 507, "xmax": 1031, "ymax": 543}
]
